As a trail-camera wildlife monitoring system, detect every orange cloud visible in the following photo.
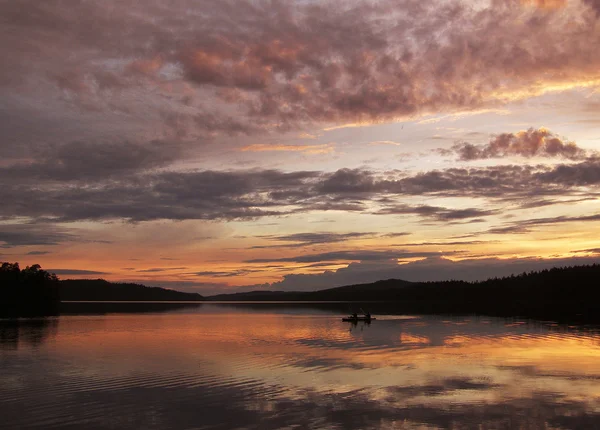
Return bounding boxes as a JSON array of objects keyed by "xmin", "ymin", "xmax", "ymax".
[
  {"xmin": 520, "ymin": 0, "xmax": 567, "ymax": 9},
  {"xmin": 127, "ymin": 56, "xmax": 164, "ymax": 76},
  {"xmin": 241, "ymin": 143, "xmax": 335, "ymax": 154}
]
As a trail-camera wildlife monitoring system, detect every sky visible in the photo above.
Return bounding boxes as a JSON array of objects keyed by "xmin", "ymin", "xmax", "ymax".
[{"xmin": 1, "ymin": 0, "xmax": 600, "ymax": 295}]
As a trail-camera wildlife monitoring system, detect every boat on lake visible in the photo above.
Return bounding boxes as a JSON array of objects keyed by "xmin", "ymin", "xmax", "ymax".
[
  {"xmin": 342, "ymin": 308, "xmax": 375, "ymax": 322},
  {"xmin": 342, "ymin": 316, "xmax": 376, "ymax": 322}
]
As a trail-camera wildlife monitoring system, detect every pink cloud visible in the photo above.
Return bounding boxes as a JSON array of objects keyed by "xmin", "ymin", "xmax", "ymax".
[
  {"xmin": 451, "ymin": 128, "xmax": 587, "ymax": 160},
  {"xmin": 2, "ymin": 0, "xmax": 600, "ymax": 140}
]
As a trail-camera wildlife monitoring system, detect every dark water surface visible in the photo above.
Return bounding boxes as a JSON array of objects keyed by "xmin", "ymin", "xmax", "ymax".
[{"xmin": 2, "ymin": 303, "xmax": 600, "ymax": 429}]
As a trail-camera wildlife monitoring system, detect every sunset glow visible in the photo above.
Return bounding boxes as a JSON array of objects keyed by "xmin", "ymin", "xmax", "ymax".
[{"xmin": 1, "ymin": 0, "xmax": 600, "ymax": 294}]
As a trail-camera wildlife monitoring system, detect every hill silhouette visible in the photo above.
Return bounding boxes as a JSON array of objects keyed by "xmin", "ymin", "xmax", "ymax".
[
  {"xmin": 209, "ymin": 278, "xmax": 415, "ymax": 301},
  {"xmin": 5, "ymin": 261, "xmax": 600, "ymax": 322},
  {"xmin": 1, "ymin": 261, "xmax": 204, "ymax": 311},
  {"xmin": 208, "ymin": 264, "xmax": 600, "ymax": 322},
  {"xmin": 59, "ymin": 279, "xmax": 204, "ymax": 302}
]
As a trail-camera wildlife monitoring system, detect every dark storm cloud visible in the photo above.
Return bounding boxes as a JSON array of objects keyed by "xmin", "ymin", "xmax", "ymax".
[{"xmin": 451, "ymin": 128, "xmax": 587, "ymax": 161}]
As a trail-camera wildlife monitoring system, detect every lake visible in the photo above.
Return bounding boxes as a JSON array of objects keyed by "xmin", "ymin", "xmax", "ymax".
[{"xmin": 2, "ymin": 303, "xmax": 600, "ymax": 429}]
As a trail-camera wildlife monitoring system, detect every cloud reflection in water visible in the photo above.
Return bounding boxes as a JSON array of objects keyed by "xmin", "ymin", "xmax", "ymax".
[{"xmin": 1, "ymin": 305, "xmax": 600, "ymax": 429}]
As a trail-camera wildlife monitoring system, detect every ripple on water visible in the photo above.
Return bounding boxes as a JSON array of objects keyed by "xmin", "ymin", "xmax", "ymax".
[{"xmin": 3, "ymin": 310, "xmax": 600, "ymax": 429}]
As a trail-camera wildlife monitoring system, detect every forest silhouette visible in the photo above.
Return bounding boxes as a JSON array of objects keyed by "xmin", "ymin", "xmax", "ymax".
[
  {"xmin": 2, "ymin": 261, "xmax": 600, "ymax": 322},
  {"xmin": 209, "ymin": 264, "xmax": 600, "ymax": 323}
]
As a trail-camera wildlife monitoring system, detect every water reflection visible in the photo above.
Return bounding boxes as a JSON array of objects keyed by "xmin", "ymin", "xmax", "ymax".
[
  {"xmin": 59, "ymin": 301, "xmax": 204, "ymax": 315},
  {"xmin": 0, "ymin": 317, "xmax": 58, "ymax": 350},
  {"xmin": 1, "ymin": 304, "xmax": 600, "ymax": 429}
]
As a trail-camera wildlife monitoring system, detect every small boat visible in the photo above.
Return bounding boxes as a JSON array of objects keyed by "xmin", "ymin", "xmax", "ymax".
[
  {"xmin": 343, "ymin": 307, "xmax": 375, "ymax": 322},
  {"xmin": 342, "ymin": 316, "xmax": 376, "ymax": 322}
]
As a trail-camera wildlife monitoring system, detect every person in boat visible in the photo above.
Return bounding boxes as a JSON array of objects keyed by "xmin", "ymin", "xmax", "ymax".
[
  {"xmin": 351, "ymin": 312, "xmax": 358, "ymax": 319},
  {"xmin": 359, "ymin": 308, "xmax": 371, "ymax": 319}
]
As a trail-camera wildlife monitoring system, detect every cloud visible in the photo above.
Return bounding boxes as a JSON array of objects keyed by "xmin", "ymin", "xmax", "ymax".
[
  {"xmin": 135, "ymin": 267, "xmax": 188, "ymax": 273},
  {"xmin": 515, "ymin": 197, "xmax": 597, "ymax": 209},
  {"xmin": 2, "ymin": 0, "xmax": 600, "ymax": 147},
  {"xmin": 1, "ymin": 140, "xmax": 182, "ymax": 182},
  {"xmin": 369, "ymin": 141, "xmax": 402, "ymax": 146},
  {"xmin": 0, "ymin": 224, "xmax": 75, "ymax": 248},
  {"xmin": 193, "ymin": 270, "xmax": 257, "ymax": 278},
  {"xmin": 382, "ymin": 232, "xmax": 412, "ymax": 238},
  {"xmin": 483, "ymin": 212, "xmax": 600, "ymax": 235},
  {"xmin": 48, "ymin": 269, "xmax": 108, "ymax": 276},
  {"xmin": 573, "ymin": 248, "xmax": 600, "ymax": 254},
  {"xmin": 584, "ymin": 0, "xmax": 600, "ymax": 15},
  {"xmin": 534, "ymin": 157, "xmax": 600, "ymax": 185},
  {"xmin": 1, "ymin": 157, "xmax": 600, "ymax": 223},
  {"xmin": 395, "ymin": 240, "xmax": 497, "ymax": 247},
  {"xmin": 26, "ymin": 251, "xmax": 52, "ymax": 256},
  {"xmin": 245, "ymin": 255, "xmax": 600, "ymax": 292},
  {"xmin": 375, "ymin": 204, "xmax": 497, "ymax": 221},
  {"xmin": 252, "ymin": 232, "xmax": 378, "ymax": 248},
  {"xmin": 241, "ymin": 143, "xmax": 335, "ymax": 154},
  {"xmin": 521, "ymin": 0, "xmax": 567, "ymax": 9},
  {"xmin": 0, "ymin": 169, "xmax": 317, "ymax": 222},
  {"xmin": 450, "ymin": 128, "xmax": 587, "ymax": 161},
  {"xmin": 245, "ymin": 250, "xmax": 447, "ymax": 264}
]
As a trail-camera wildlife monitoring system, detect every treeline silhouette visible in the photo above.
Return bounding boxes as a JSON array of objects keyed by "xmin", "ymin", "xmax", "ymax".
[
  {"xmin": 1, "ymin": 262, "xmax": 60, "ymax": 316},
  {"xmin": 208, "ymin": 264, "xmax": 600, "ymax": 322},
  {"xmin": 4, "ymin": 261, "xmax": 600, "ymax": 322},
  {"xmin": 60, "ymin": 279, "xmax": 204, "ymax": 302},
  {"xmin": 1, "ymin": 262, "xmax": 204, "ymax": 316}
]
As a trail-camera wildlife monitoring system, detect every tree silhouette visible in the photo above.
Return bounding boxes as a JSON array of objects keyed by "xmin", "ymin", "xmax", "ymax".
[{"xmin": 1, "ymin": 262, "xmax": 60, "ymax": 316}]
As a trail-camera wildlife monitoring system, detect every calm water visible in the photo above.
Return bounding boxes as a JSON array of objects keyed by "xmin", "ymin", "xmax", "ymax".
[{"xmin": 2, "ymin": 303, "xmax": 600, "ymax": 429}]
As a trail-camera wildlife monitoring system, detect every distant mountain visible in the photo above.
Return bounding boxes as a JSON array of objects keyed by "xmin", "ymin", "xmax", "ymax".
[
  {"xmin": 208, "ymin": 264, "xmax": 600, "ymax": 322},
  {"xmin": 60, "ymin": 279, "xmax": 204, "ymax": 301},
  {"xmin": 208, "ymin": 278, "xmax": 415, "ymax": 301}
]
